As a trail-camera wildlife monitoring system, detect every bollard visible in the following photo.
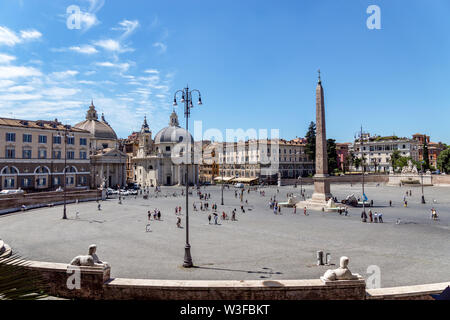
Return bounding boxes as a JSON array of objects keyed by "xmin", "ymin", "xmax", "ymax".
[
  {"xmin": 317, "ymin": 251, "xmax": 324, "ymax": 266},
  {"xmin": 325, "ymin": 253, "xmax": 331, "ymax": 265}
]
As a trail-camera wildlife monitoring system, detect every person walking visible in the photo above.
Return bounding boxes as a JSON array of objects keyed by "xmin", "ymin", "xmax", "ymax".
[
  {"xmin": 389, "ymin": 200, "xmax": 392, "ymax": 207},
  {"xmin": 148, "ymin": 211, "xmax": 151, "ymax": 221},
  {"xmin": 369, "ymin": 210, "xmax": 373, "ymax": 223},
  {"xmin": 304, "ymin": 207, "xmax": 307, "ymax": 216},
  {"xmin": 157, "ymin": 210, "xmax": 161, "ymax": 221},
  {"xmin": 214, "ymin": 213, "xmax": 219, "ymax": 225},
  {"xmin": 361, "ymin": 210, "xmax": 367, "ymax": 222},
  {"xmin": 232, "ymin": 210, "xmax": 236, "ymax": 221},
  {"xmin": 208, "ymin": 214, "xmax": 212, "ymax": 224},
  {"xmin": 177, "ymin": 217, "xmax": 181, "ymax": 228},
  {"xmin": 293, "ymin": 206, "xmax": 297, "ymax": 214},
  {"xmin": 374, "ymin": 212, "xmax": 378, "ymax": 223},
  {"xmin": 378, "ymin": 212, "xmax": 383, "ymax": 223}
]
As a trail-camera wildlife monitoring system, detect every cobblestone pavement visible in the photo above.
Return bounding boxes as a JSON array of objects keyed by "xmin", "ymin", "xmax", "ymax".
[{"xmin": 0, "ymin": 183, "xmax": 449, "ymax": 288}]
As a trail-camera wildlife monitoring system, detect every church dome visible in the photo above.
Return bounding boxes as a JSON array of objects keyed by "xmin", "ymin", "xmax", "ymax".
[
  {"xmin": 154, "ymin": 110, "xmax": 193, "ymax": 144},
  {"xmin": 74, "ymin": 101, "xmax": 118, "ymax": 140}
]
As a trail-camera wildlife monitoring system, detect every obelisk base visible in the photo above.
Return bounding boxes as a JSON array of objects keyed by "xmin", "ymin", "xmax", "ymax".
[{"xmin": 297, "ymin": 176, "xmax": 333, "ymax": 212}]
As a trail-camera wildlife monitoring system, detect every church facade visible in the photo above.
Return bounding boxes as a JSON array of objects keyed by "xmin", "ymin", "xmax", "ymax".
[
  {"xmin": 74, "ymin": 102, "xmax": 127, "ymax": 189},
  {"xmin": 131, "ymin": 111, "xmax": 199, "ymax": 187}
]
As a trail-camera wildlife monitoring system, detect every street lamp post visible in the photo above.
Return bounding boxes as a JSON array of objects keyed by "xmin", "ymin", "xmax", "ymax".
[
  {"xmin": 173, "ymin": 85, "xmax": 203, "ymax": 268},
  {"xmin": 221, "ymin": 164, "xmax": 224, "ymax": 205},
  {"xmin": 421, "ymin": 162, "xmax": 426, "ymax": 204},
  {"xmin": 59, "ymin": 126, "xmax": 69, "ymax": 220}
]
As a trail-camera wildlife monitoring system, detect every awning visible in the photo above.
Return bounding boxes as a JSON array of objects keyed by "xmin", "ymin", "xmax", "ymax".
[
  {"xmin": 233, "ymin": 177, "xmax": 259, "ymax": 183},
  {"xmin": 214, "ymin": 177, "xmax": 235, "ymax": 182}
]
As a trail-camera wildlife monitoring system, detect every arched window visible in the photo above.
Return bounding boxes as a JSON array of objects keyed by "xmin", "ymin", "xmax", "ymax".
[
  {"xmin": 1, "ymin": 166, "xmax": 18, "ymax": 175},
  {"xmin": 35, "ymin": 166, "xmax": 50, "ymax": 174},
  {"xmin": 64, "ymin": 166, "xmax": 77, "ymax": 173}
]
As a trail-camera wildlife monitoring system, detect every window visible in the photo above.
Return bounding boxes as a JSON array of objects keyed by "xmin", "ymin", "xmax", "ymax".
[
  {"xmin": 22, "ymin": 149, "xmax": 32, "ymax": 159},
  {"xmin": 53, "ymin": 177, "xmax": 61, "ymax": 186},
  {"xmin": 67, "ymin": 151, "xmax": 75, "ymax": 159},
  {"xmin": 102, "ymin": 143, "xmax": 108, "ymax": 149},
  {"xmin": 6, "ymin": 148, "xmax": 15, "ymax": 159},
  {"xmin": 38, "ymin": 149, "xmax": 47, "ymax": 159},
  {"xmin": 53, "ymin": 136, "xmax": 61, "ymax": 144},
  {"xmin": 166, "ymin": 146, "xmax": 171, "ymax": 152},
  {"xmin": 38, "ymin": 135, "xmax": 47, "ymax": 144},
  {"xmin": 67, "ymin": 137, "xmax": 75, "ymax": 145},
  {"xmin": 6, "ymin": 132, "xmax": 16, "ymax": 142},
  {"xmin": 21, "ymin": 178, "xmax": 31, "ymax": 187},
  {"xmin": 53, "ymin": 150, "xmax": 61, "ymax": 159},
  {"xmin": 79, "ymin": 151, "xmax": 87, "ymax": 160},
  {"xmin": 23, "ymin": 134, "xmax": 32, "ymax": 143},
  {"xmin": 37, "ymin": 177, "xmax": 47, "ymax": 187},
  {"xmin": 79, "ymin": 176, "xmax": 87, "ymax": 185},
  {"xmin": 4, "ymin": 178, "xmax": 15, "ymax": 188},
  {"xmin": 80, "ymin": 138, "xmax": 87, "ymax": 146}
]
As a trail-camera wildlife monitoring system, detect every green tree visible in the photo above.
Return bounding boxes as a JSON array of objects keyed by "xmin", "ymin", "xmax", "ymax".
[
  {"xmin": 354, "ymin": 157, "xmax": 361, "ymax": 170},
  {"xmin": 437, "ymin": 149, "xmax": 450, "ymax": 173},
  {"xmin": 390, "ymin": 150, "xmax": 401, "ymax": 171},
  {"xmin": 305, "ymin": 121, "xmax": 316, "ymax": 168},
  {"xmin": 327, "ymin": 139, "xmax": 338, "ymax": 174},
  {"xmin": 346, "ymin": 151, "xmax": 356, "ymax": 172}
]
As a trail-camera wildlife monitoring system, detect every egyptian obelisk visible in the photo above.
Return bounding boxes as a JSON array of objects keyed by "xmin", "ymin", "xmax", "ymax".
[
  {"xmin": 311, "ymin": 70, "xmax": 332, "ymax": 202},
  {"xmin": 297, "ymin": 71, "xmax": 332, "ymax": 210}
]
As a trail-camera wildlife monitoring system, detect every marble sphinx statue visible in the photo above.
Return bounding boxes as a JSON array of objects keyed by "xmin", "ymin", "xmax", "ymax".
[
  {"xmin": 322, "ymin": 256, "xmax": 359, "ymax": 281},
  {"xmin": 70, "ymin": 244, "xmax": 109, "ymax": 268}
]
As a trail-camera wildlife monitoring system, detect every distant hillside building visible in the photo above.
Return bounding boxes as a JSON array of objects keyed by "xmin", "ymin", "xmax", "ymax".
[
  {"xmin": 351, "ymin": 134, "xmax": 419, "ymax": 172},
  {"xmin": 412, "ymin": 133, "xmax": 445, "ymax": 169}
]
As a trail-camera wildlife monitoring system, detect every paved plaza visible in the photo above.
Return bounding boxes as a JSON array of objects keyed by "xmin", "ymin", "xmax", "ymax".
[{"xmin": 0, "ymin": 183, "xmax": 449, "ymax": 288}]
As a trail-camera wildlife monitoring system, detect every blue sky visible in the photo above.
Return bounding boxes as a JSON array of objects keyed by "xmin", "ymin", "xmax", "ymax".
[{"xmin": 0, "ymin": 0, "xmax": 449, "ymax": 143}]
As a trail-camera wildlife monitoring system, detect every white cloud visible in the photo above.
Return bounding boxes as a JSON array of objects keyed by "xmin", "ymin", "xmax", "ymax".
[
  {"xmin": 78, "ymin": 11, "xmax": 99, "ymax": 31},
  {"xmin": 0, "ymin": 53, "xmax": 16, "ymax": 64},
  {"xmin": 78, "ymin": 80, "xmax": 95, "ymax": 85},
  {"xmin": 0, "ymin": 79, "xmax": 15, "ymax": 88},
  {"xmin": 42, "ymin": 87, "xmax": 79, "ymax": 98},
  {"xmin": 20, "ymin": 29, "xmax": 42, "ymax": 40},
  {"xmin": 153, "ymin": 42, "xmax": 167, "ymax": 53},
  {"xmin": 0, "ymin": 65, "xmax": 42, "ymax": 79},
  {"xmin": 7, "ymin": 85, "xmax": 35, "ymax": 93},
  {"xmin": 94, "ymin": 39, "xmax": 121, "ymax": 51},
  {"xmin": 0, "ymin": 93, "xmax": 42, "ymax": 101},
  {"xmin": 114, "ymin": 19, "xmax": 139, "ymax": 39},
  {"xmin": 144, "ymin": 69, "xmax": 159, "ymax": 74},
  {"xmin": 95, "ymin": 61, "xmax": 130, "ymax": 72},
  {"xmin": 49, "ymin": 70, "xmax": 79, "ymax": 79},
  {"xmin": 0, "ymin": 26, "xmax": 42, "ymax": 46},
  {"xmin": 69, "ymin": 45, "xmax": 98, "ymax": 54},
  {"xmin": 0, "ymin": 26, "xmax": 21, "ymax": 46},
  {"xmin": 94, "ymin": 39, "xmax": 133, "ymax": 53}
]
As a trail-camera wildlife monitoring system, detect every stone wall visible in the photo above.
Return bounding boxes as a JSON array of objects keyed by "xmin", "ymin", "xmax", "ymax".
[
  {"xmin": 281, "ymin": 175, "xmax": 389, "ymax": 186},
  {"xmin": 1, "ymin": 251, "xmax": 446, "ymax": 300},
  {"xmin": 366, "ymin": 282, "xmax": 450, "ymax": 300},
  {"xmin": 0, "ymin": 190, "xmax": 101, "ymax": 215},
  {"xmin": 432, "ymin": 174, "xmax": 450, "ymax": 186}
]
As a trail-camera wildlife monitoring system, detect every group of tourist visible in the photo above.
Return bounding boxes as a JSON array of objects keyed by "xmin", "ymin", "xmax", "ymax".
[{"xmin": 361, "ymin": 210, "xmax": 384, "ymax": 223}]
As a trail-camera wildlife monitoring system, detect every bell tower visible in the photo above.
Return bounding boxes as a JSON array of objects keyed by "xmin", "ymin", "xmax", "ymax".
[{"xmin": 138, "ymin": 116, "xmax": 152, "ymax": 157}]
